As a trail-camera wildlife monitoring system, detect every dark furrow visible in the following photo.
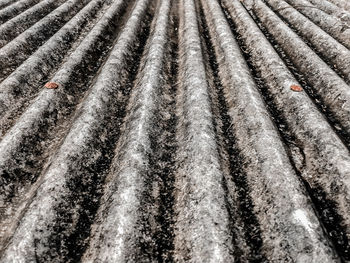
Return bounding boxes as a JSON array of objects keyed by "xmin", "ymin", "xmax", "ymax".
[
  {"xmin": 250, "ymin": 0, "xmax": 350, "ymax": 143},
  {"xmin": 0, "ymin": 0, "xmax": 108, "ymax": 134},
  {"xmin": 202, "ymin": 0, "xmax": 338, "ymax": 262},
  {"xmin": 246, "ymin": 1, "xmax": 350, "ymax": 148},
  {"xmin": 307, "ymin": 0, "xmax": 350, "ymax": 24},
  {"xmin": 249, "ymin": 2, "xmax": 350, "ymax": 150},
  {"xmin": 0, "ymin": 0, "xmax": 66, "ymax": 48},
  {"xmin": 327, "ymin": 0, "xmax": 350, "ymax": 13},
  {"xmin": 0, "ymin": 0, "xmax": 349, "ymax": 261},
  {"xmin": 173, "ymin": 0, "xmax": 235, "ymax": 261},
  {"xmin": 222, "ymin": 0, "xmax": 350, "ymax": 259},
  {"xmin": 246, "ymin": 3, "xmax": 350, "ymax": 154},
  {"xmin": 0, "ymin": 0, "xmax": 132, "ymax": 246},
  {"xmin": 0, "ymin": 0, "xmax": 153, "ymax": 260},
  {"xmin": 197, "ymin": 3, "xmax": 259, "ymax": 261},
  {"xmin": 0, "ymin": 0, "xmax": 20, "ymax": 10},
  {"xmin": 150, "ymin": 1, "xmax": 179, "ymax": 260},
  {"xmin": 0, "ymin": 0, "xmax": 41, "ymax": 24},
  {"xmin": 82, "ymin": 0, "xmax": 172, "ymax": 261},
  {"xmin": 284, "ymin": 0, "xmax": 350, "ymax": 49},
  {"xmin": 264, "ymin": 0, "xmax": 350, "ymax": 83},
  {"xmin": 0, "ymin": 0, "xmax": 90, "ymax": 81}
]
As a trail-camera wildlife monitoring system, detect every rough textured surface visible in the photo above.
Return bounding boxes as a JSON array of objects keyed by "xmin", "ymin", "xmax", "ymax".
[
  {"xmin": 284, "ymin": 0, "xmax": 350, "ymax": 49},
  {"xmin": 0, "ymin": 0, "xmax": 41, "ymax": 24},
  {"xmin": 265, "ymin": 0, "xmax": 350, "ymax": 82},
  {"xmin": 0, "ymin": 0, "xmax": 67, "ymax": 48},
  {"xmin": 0, "ymin": 0, "xmax": 349, "ymax": 262}
]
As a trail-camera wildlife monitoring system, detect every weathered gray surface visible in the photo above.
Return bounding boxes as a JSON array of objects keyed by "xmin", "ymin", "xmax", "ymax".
[
  {"xmin": 284, "ymin": 0, "xmax": 350, "ymax": 49},
  {"xmin": 0, "ymin": 0, "xmax": 349, "ymax": 262}
]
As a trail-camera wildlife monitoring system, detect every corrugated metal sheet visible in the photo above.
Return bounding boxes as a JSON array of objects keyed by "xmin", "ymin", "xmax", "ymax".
[{"xmin": 0, "ymin": 0, "xmax": 350, "ymax": 261}]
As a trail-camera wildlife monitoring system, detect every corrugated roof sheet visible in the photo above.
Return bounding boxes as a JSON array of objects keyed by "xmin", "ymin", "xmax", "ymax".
[{"xmin": 0, "ymin": 0, "xmax": 350, "ymax": 261}]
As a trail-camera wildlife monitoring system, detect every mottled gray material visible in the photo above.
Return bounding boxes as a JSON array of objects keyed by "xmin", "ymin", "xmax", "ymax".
[
  {"xmin": 0, "ymin": 0, "xmax": 126, "ymax": 246},
  {"xmin": 266, "ymin": 0, "xmax": 350, "ymax": 83},
  {"xmin": 0, "ymin": 0, "xmax": 19, "ymax": 10},
  {"xmin": 205, "ymin": 0, "xmax": 338, "ymax": 262},
  {"xmin": 0, "ymin": 0, "xmax": 66, "ymax": 48},
  {"xmin": 327, "ymin": 0, "xmax": 350, "ymax": 13},
  {"xmin": 284, "ymin": 0, "xmax": 350, "ymax": 49},
  {"xmin": 307, "ymin": 0, "xmax": 350, "ymax": 24},
  {"xmin": 173, "ymin": 0, "xmax": 234, "ymax": 261},
  {"xmin": 82, "ymin": 0, "xmax": 168, "ymax": 261},
  {"xmin": 251, "ymin": 0, "xmax": 350, "ymax": 138},
  {"xmin": 0, "ymin": 0, "xmax": 105, "ymax": 132},
  {"xmin": 0, "ymin": 0, "xmax": 40, "ymax": 24},
  {"xmin": 225, "ymin": 0, "xmax": 350, "ymax": 259},
  {"xmin": 0, "ymin": 0, "xmax": 349, "ymax": 261},
  {"xmin": 0, "ymin": 0, "xmax": 91, "ymax": 80},
  {"xmin": 0, "ymin": 0, "xmax": 152, "ymax": 261}
]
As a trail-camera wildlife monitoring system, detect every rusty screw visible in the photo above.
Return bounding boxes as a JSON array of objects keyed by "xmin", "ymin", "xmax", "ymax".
[
  {"xmin": 290, "ymin": 85, "xmax": 303, "ymax": 92},
  {"xmin": 45, "ymin": 82, "xmax": 59, "ymax": 89}
]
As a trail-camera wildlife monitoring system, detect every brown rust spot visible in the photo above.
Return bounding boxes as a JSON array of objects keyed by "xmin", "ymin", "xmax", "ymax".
[
  {"xmin": 45, "ymin": 82, "xmax": 59, "ymax": 89},
  {"xmin": 290, "ymin": 85, "xmax": 303, "ymax": 92}
]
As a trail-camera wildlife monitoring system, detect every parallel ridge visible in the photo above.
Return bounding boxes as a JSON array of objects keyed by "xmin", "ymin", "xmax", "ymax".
[
  {"xmin": 0, "ymin": 0, "xmax": 349, "ymax": 262},
  {"xmin": 0, "ymin": 0, "xmax": 20, "ymax": 10},
  {"xmin": 0, "ymin": 0, "xmax": 41, "ymax": 24}
]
